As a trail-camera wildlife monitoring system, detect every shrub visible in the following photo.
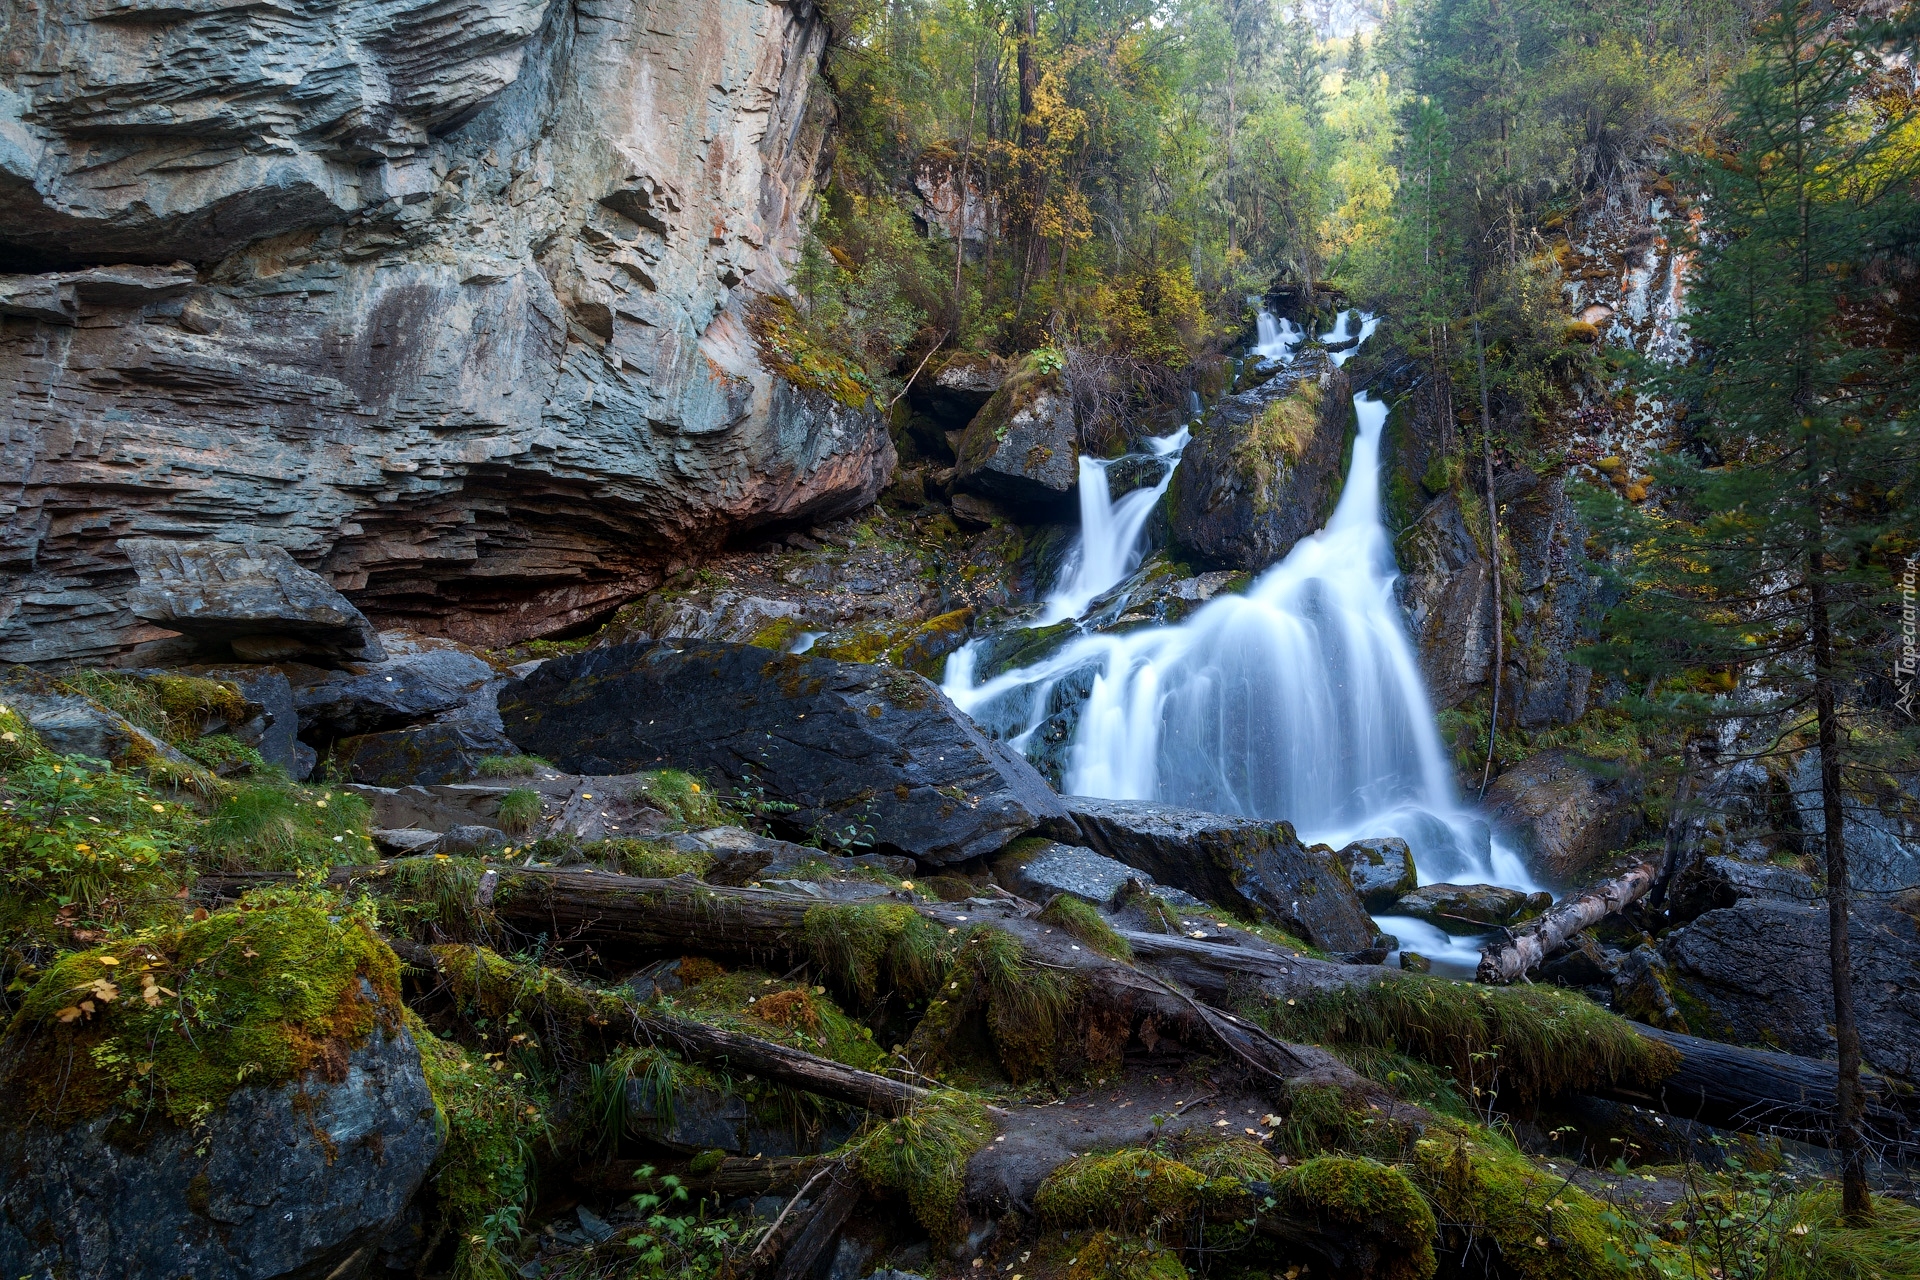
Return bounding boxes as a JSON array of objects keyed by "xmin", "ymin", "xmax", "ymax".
[{"xmin": 494, "ymin": 788, "xmax": 541, "ymax": 835}]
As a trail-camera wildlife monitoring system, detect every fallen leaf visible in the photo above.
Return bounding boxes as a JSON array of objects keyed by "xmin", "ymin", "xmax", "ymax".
[{"xmin": 55, "ymin": 1006, "xmax": 83, "ymax": 1023}]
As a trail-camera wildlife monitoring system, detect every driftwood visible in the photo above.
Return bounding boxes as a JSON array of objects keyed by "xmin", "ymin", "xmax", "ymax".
[{"xmin": 1476, "ymin": 861, "xmax": 1658, "ymax": 984}]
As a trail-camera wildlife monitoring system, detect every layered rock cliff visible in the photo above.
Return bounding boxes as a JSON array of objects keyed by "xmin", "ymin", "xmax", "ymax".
[{"xmin": 0, "ymin": 0, "xmax": 893, "ymax": 665}]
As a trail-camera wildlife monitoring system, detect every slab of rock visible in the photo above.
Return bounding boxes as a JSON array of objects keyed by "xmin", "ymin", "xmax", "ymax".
[
  {"xmin": 499, "ymin": 641, "xmax": 1075, "ymax": 865},
  {"xmin": 122, "ymin": 540, "xmax": 385, "ymax": 664},
  {"xmin": 0, "ymin": 1021, "xmax": 439, "ymax": 1280},
  {"xmin": 691, "ymin": 830, "xmax": 915, "ymax": 886},
  {"xmin": 993, "ymin": 840, "xmax": 1203, "ymax": 910},
  {"xmin": 1482, "ymin": 750, "xmax": 1642, "ymax": 885},
  {"xmin": 951, "ymin": 363, "xmax": 1077, "ymax": 513},
  {"xmin": 1666, "ymin": 855, "xmax": 1819, "ymax": 922},
  {"xmin": 1061, "ymin": 797, "xmax": 1375, "ymax": 952},
  {"xmin": 917, "ymin": 352, "xmax": 1007, "ymax": 429},
  {"xmin": 1169, "ymin": 352, "xmax": 1350, "ymax": 571},
  {"xmin": 333, "ymin": 720, "xmax": 521, "ymax": 787},
  {"xmin": 1335, "ymin": 837, "xmax": 1418, "ymax": 910},
  {"xmin": 1662, "ymin": 897, "xmax": 1920, "ymax": 1080},
  {"xmin": 172, "ymin": 664, "xmax": 309, "ymax": 778},
  {"xmin": 1390, "ymin": 883, "xmax": 1553, "ymax": 933},
  {"xmin": 289, "ymin": 632, "xmax": 499, "ymax": 737}
]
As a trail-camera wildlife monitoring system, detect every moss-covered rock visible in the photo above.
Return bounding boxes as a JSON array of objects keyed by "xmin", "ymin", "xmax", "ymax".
[{"xmin": 951, "ymin": 354, "xmax": 1078, "ymax": 514}]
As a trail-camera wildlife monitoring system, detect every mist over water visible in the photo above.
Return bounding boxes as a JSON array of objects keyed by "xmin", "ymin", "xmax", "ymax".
[{"xmin": 945, "ymin": 321, "xmax": 1535, "ymax": 892}]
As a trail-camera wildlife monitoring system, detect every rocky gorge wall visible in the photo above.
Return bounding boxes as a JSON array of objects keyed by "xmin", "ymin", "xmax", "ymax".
[{"xmin": 0, "ymin": 0, "xmax": 894, "ymax": 666}]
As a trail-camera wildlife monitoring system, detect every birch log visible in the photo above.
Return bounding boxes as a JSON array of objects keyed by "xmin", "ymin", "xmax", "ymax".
[{"xmin": 1476, "ymin": 862, "xmax": 1658, "ymax": 984}]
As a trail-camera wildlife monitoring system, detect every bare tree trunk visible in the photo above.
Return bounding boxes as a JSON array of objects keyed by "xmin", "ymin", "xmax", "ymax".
[
  {"xmin": 1474, "ymin": 318, "xmax": 1504, "ymax": 797},
  {"xmin": 1810, "ymin": 558, "xmax": 1870, "ymax": 1220},
  {"xmin": 954, "ymin": 54, "xmax": 980, "ymax": 329}
]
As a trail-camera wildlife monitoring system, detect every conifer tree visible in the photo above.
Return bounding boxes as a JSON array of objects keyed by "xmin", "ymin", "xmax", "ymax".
[{"xmin": 1577, "ymin": 0, "xmax": 1919, "ymax": 1218}]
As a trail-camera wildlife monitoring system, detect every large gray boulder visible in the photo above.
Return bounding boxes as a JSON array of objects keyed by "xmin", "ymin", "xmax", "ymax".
[
  {"xmin": 1335, "ymin": 837, "xmax": 1418, "ymax": 910},
  {"xmin": 0, "ymin": 672, "xmax": 192, "ymax": 769},
  {"xmin": 1169, "ymin": 352, "xmax": 1350, "ymax": 571},
  {"xmin": 123, "ymin": 540, "xmax": 386, "ymax": 664},
  {"xmin": 951, "ymin": 361, "xmax": 1078, "ymax": 513},
  {"xmin": 0, "ymin": 0, "xmax": 891, "ymax": 667},
  {"xmin": 1061, "ymin": 796, "xmax": 1376, "ymax": 952},
  {"xmin": 0, "ymin": 1020, "xmax": 440, "ymax": 1280},
  {"xmin": 499, "ymin": 641, "xmax": 1076, "ymax": 864},
  {"xmin": 287, "ymin": 632, "xmax": 499, "ymax": 737},
  {"xmin": 1663, "ymin": 897, "xmax": 1920, "ymax": 1080},
  {"xmin": 994, "ymin": 839, "xmax": 1201, "ymax": 910},
  {"xmin": 1482, "ymin": 750, "xmax": 1642, "ymax": 885}
]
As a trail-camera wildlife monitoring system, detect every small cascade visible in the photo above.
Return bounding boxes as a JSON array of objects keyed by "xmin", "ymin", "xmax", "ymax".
[
  {"xmin": 1252, "ymin": 312, "xmax": 1305, "ymax": 362},
  {"xmin": 946, "ymin": 314, "xmax": 1536, "ymax": 894},
  {"xmin": 1034, "ymin": 428, "xmax": 1189, "ymax": 627},
  {"xmin": 1320, "ymin": 309, "xmax": 1380, "ymax": 367}
]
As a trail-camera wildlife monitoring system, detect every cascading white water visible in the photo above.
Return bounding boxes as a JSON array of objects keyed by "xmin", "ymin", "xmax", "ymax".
[
  {"xmin": 946, "ymin": 376, "xmax": 1535, "ymax": 893},
  {"xmin": 1253, "ymin": 313, "xmax": 1305, "ymax": 362},
  {"xmin": 1321, "ymin": 309, "xmax": 1381, "ymax": 368},
  {"xmin": 1035, "ymin": 429, "xmax": 1190, "ymax": 627}
]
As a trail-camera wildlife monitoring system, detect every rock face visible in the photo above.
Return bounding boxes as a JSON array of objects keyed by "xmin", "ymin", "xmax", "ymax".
[
  {"xmin": 1663, "ymin": 898, "xmax": 1920, "ymax": 1080},
  {"xmin": 0, "ymin": 1022, "xmax": 440, "ymax": 1280},
  {"xmin": 951, "ymin": 362, "xmax": 1078, "ymax": 513},
  {"xmin": 1170, "ymin": 352, "xmax": 1351, "ymax": 571},
  {"xmin": 498, "ymin": 640, "xmax": 1075, "ymax": 864},
  {"xmin": 1061, "ymin": 797, "xmax": 1375, "ymax": 952},
  {"xmin": 123, "ymin": 540, "xmax": 387, "ymax": 664},
  {"xmin": 1481, "ymin": 750, "xmax": 1642, "ymax": 885},
  {"xmin": 0, "ymin": 0, "xmax": 893, "ymax": 666}
]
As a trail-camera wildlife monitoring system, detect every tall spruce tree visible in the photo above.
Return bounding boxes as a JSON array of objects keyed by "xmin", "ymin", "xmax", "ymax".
[{"xmin": 1577, "ymin": 0, "xmax": 1919, "ymax": 1218}]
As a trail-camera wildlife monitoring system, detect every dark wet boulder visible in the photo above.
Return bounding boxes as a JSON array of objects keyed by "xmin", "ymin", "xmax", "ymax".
[
  {"xmin": 498, "ymin": 641, "xmax": 1075, "ymax": 865},
  {"xmin": 0, "ymin": 909, "xmax": 439, "ymax": 1280},
  {"xmin": 1335, "ymin": 837, "xmax": 1418, "ymax": 910},
  {"xmin": 172, "ymin": 664, "xmax": 310, "ymax": 778},
  {"xmin": 332, "ymin": 719, "xmax": 519, "ymax": 787},
  {"xmin": 1169, "ymin": 351, "xmax": 1350, "ymax": 572},
  {"xmin": 1061, "ymin": 797, "xmax": 1375, "ymax": 952},
  {"xmin": 289, "ymin": 632, "xmax": 499, "ymax": 738},
  {"xmin": 1613, "ymin": 944, "xmax": 1689, "ymax": 1033},
  {"xmin": 915, "ymin": 351, "xmax": 1007, "ymax": 430},
  {"xmin": 122, "ymin": 538, "xmax": 385, "ymax": 663},
  {"xmin": 1665, "ymin": 854, "xmax": 1819, "ymax": 923},
  {"xmin": 1389, "ymin": 883, "xmax": 1552, "ymax": 933},
  {"xmin": 1661, "ymin": 897, "xmax": 1920, "ymax": 1079},
  {"xmin": 1482, "ymin": 750, "xmax": 1642, "ymax": 885},
  {"xmin": 951, "ymin": 359, "xmax": 1078, "ymax": 514}
]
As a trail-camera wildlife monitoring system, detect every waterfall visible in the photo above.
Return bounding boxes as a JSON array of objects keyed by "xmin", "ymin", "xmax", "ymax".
[
  {"xmin": 946, "ymin": 371, "xmax": 1535, "ymax": 892},
  {"xmin": 1033, "ymin": 429, "xmax": 1190, "ymax": 628},
  {"xmin": 1321, "ymin": 309, "xmax": 1380, "ymax": 368},
  {"xmin": 1253, "ymin": 313, "xmax": 1304, "ymax": 362}
]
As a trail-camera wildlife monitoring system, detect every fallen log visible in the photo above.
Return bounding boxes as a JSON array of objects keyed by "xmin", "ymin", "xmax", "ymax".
[
  {"xmin": 1475, "ymin": 861, "xmax": 1658, "ymax": 984},
  {"xmin": 1120, "ymin": 928, "xmax": 1920, "ymax": 1154},
  {"xmin": 396, "ymin": 938, "xmax": 936, "ymax": 1118}
]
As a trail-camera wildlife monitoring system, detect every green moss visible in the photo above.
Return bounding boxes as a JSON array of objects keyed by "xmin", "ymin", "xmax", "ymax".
[
  {"xmin": 4, "ymin": 897, "xmax": 400, "ymax": 1129},
  {"xmin": 628, "ymin": 769, "xmax": 732, "ymax": 828},
  {"xmin": 52, "ymin": 671, "xmax": 249, "ymax": 747},
  {"xmin": 474, "ymin": 754, "xmax": 552, "ymax": 779},
  {"xmin": 412, "ymin": 1012, "xmax": 541, "ymax": 1276},
  {"xmin": 1063, "ymin": 1232, "xmax": 1190, "ymax": 1280},
  {"xmin": 1234, "ymin": 378, "xmax": 1323, "ymax": 513},
  {"xmin": 972, "ymin": 925, "xmax": 1075, "ymax": 1081},
  {"xmin": 664, "ymin": 963, "xmax": 885, "ymax": 1071},
  {"xmin": 494, "ymin": 787, "xmax": 541, "ymax": 835},
  {"xmin": 1273, "ymin": 1156, "xmax": 1438, "ymax": 1280},
  {"xmin": 1259, "ymin": 972, "xmax": 1681, "ymax": 1105},
  {"xmin": 179, "ymin": 733, "xmax": 268, "ymax": 775},
  {"xmin": 1039, "ymin": 894, "xmax": 1133, "ymax": 960},
  {"xmin": 749, "ymin": 294, "xmax": 875, "ymax": 409},
  {"xmin": 1037, "ymin": 1148, "xmax": 1213, "ymax": 1231},
  {"xmin": 594, "ymin": 838, "xmax": 713, "ymax": 879},
  {"xmin": 843, "ymin": 1091, "xmax": 994, "ymax": 1240}
]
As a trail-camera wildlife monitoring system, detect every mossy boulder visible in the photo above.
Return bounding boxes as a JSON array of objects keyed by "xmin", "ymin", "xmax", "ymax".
[
  {"xmin": 1336, "ymin": 836, "xmax": 1418, "ymax": 910},
  {"xmin": 0, "ymin": 903, "xmax": 441, "ymax": 1280},
  {"xmin": 951, "ymin": 355, "xmax": 1078, "ymax": 515},
  {"xmin": 1169, "ymin": 350, "xmax": 1351, "ymax": 571},
  {"xmin": 1389, "ymin": 882, "xmax": 1553, "ymax": 933}
]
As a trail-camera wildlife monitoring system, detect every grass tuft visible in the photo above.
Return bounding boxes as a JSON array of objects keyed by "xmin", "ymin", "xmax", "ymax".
[
  {"xmin": 495, "ymin": 787, "xmax": 541, "ymax": 835},
  {"xmin": 474, "ymin": 754, "xmax": 552, "ymax": 778},
  {"xmin": 1040, "ymin": 894, "xmax": 1133, "ymax": 959}
]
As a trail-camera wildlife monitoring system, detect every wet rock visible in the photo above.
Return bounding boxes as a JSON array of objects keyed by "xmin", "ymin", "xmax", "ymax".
[
  {"xmin": 0, "ymin": 674, "xmax": 192, "ymax": 770},
  {"xmin": 1501, "ymin": 476, "xmax": 1599, "ymax": 730},
  {"xmin": 1662, "ymin": 897, "xmax": 1920, "ymax": 1079},
  {"xmin": 1169, "ymin": 352, "xmax": 1351, "ymax": 571},
  {"xmin": 1061, "ymin": 797, "xmax": 1376, "ymax": 952},
  {"xmin": 1395, "ymin": 491, "xmax": 1495, "ymax": 711},
  {"xmin": 1390, "ymin": 883, "xmax": 1552, "ymax": 933},
  {"xmin": 332, "ymin": 720, "xmax": 520, "ymax": 787},
  {"xmin": 1398, "ymin": 952, "xmax": 1432, "ymax": 973},
  {"xmin": 1613, "ymin": 944, "xmax": 1688, "ymax": 1033},
  {"xmin": 1482, "ymin": 750, "xmax": 1642, "ymax": 885},
  {"xmin": 1537, "ymin": 931, "xmax": 1618, "ymax": 989},
  {"xmin": 694, "ymin": 831, "xmax": 914, "ymax": 886},
  {"xmin": 288, "ymin": 632, "xmax": 499, "ymax": 738},
  {"xmin": 1665, "ymin": 855, "xmax": 1819, "ymax": 922},
  {"xmin": 993, "ymin": 840, "xmax": 1201, "ymax": 910},
  {"xmin": 915, "ymin": 352, "xmax": 1007, "ymax": 430},
  {"xmin": 499, "ymin": 641, "xmax": 1075, "ymax": 865},
  {"xmin": 952, "ymin": 362, "xmax": 1078, "ymax": 514},
  {"xmin": 1335, "ymin": 837, "xmax": 1418, "ymax": 910},
  {"xmin": 122, "ymin": 540, "xmax": 386, "ymax": 664},
  {"xmin": 173, "ymin": 664, "xmax": 307, "ymax": 778},
  {"xmin": 0, "ymin": 1021, "xmax": 439, "ymax": 1280},
  {"xmin": 371, "ymin": 828, "xmax": 442, "ymax": 854},
  {"xmin": 438, "ymin": 824, "xmax": 509, "ymax": 854}
]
